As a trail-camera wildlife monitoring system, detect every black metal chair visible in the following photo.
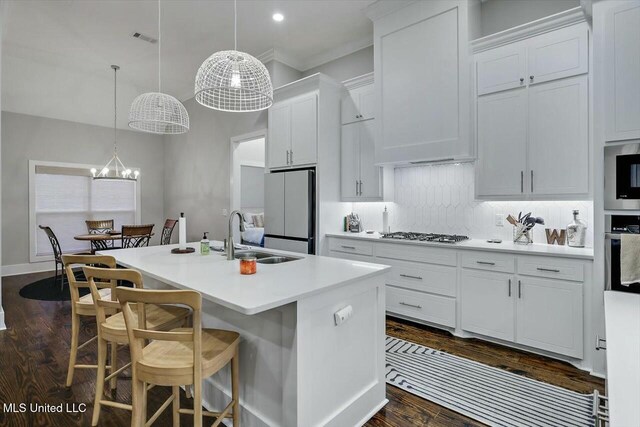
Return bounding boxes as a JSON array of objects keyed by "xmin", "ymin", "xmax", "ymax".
[
  {"xmin": 39, "ymin": 225, "xmax": 91, "ymax": 291},
  {"xmin": 160, "ymin": 219, "xmax": 178, "ymax": 245},
  {"xmin": 121, "ymin": 224, "xmax": 154, "ymax": 248},
  {"xmin": 85, "ymin": 219, "xmax": 115, "ymax": 251}
]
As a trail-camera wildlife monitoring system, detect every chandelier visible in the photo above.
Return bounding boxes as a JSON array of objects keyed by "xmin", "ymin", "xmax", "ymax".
[
  {"xmin": 128, "ymin": 0, "xmax": 189, "ymax": 134},
  {"xmin": 92, "ymin": 65, "xmax": 139, "ymax": 181},
  {"xmin": 194, "ymin": 0, "xmax": 273, "ymax": 112}
]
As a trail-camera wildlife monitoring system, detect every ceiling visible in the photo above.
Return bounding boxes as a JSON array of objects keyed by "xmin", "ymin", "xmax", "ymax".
[{"xmin": 2, "ymin": 0, "xmax": 374, "ymax": 129}]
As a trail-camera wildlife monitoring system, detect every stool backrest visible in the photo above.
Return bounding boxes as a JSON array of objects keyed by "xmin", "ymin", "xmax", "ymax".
[
  {"xmin": 115, "ymin": 287, "xmax": 201, "ymax": 379},
  {"xmin": 121, "ymin": 224, "xmax": 154, "ymax": 248},
  {"xmin": 160, "ymin": 219, "xmax": 178, "ymax": 245},
  {"xmin": 83, "ymin": 266, "xmax": 144, "ymax": 325},
  {"xmin": 86, "ymin": 219, "xmax": 114, "ymax": 234},
  {"xmin": 39, "ymin": 225, "xmax": 62, "ymax": 261},
  {"xmin": 62, "ymin": 255, "xmax": 117, "ymax": 306}
]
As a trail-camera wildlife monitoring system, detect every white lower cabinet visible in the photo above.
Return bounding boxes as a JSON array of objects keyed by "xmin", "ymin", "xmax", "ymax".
[
  {"xmin": 326, "ymin": 236, "xmax": 589, "ymax": 361},
  {"xmin": 516, "ymin": 277, "xmax": 583, "ymax": 358},
  {"xmin": 460, "ymin": 269, "xmax": 515, "ymax": 342}
]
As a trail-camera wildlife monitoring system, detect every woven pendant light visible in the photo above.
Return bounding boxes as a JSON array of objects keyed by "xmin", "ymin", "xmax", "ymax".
[
  {"xmin": 194, "ymin": 0, "xmax": 273, "ymax": 112},
  {"xmin": 128, "ymin": 0, "xmax": 189, "ymax": 134}
]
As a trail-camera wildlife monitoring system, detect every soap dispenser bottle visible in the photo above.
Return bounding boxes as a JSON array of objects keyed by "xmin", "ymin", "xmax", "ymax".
[{"xmin": 200, "ymin": 232, "xmax": 210, "ymax": 255}]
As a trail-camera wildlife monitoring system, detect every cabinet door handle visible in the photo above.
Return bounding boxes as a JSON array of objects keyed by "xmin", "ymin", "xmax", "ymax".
[
  {"xmin": 290, "ymin": 150, "xmax": 293, "ymax": 165},
  {"xmin": 520, "ymin": 77, "xmax": 524, "ymax": 83},
  {"xmin": 399, "ymin": 302, "xmax": 422, "ymax": 309},
  {"xmin": 355, "ymin": 180, "xmax": 359, "ymax": 196},
  {"xmin": 508, "ymin": 278, "xmax": 512, "ymax": 297},
  {"xmin": 518, "ymin": 280, "xmax": 522, "ymax": 298},
  {"xmin": 521, "ymin": 171, "xmax": 524, "ymax": 193},
  {"xmin": 359, "ymin": 180, "xmax": 363, "ymax": 196},
  {"xmin": 531, "ymin": 170, "xmax": 534, "ymax": 193},
  {"xmin": 341, "ymin": 245, "xmax": 356, "ymax": 250},
  {"xmin": 286, "ymin": 150, "xmax": 290, "ymax": 165},
  {"xmin": 537, "ymin": 267, "xmax": 560, "ymax": 273},
  {"xmin": 400, "ymin": 274, "xmax": 423, "ymax": 280},
  {"xmin": 530, "ymin": 75, "xmax": 534, "ymax": 81},
  {"xmin": 476, "ymin": 261, "xmax": 496, "ymax": 266},
  {"xmin": 595, "ymin": 335, "xmax": 607, "ymax": 351}
]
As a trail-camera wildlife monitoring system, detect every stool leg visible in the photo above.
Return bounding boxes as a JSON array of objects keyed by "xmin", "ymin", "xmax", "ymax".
[
  {"xmin": 231, "ymin": 350, "xmax": 240, "ymax": 427},
  {"xmin": 194, "ymin": 379, "xmax": 202, "ymax": 427},
  {"xmin": 142, "ymin": 381, "xmax": 148, "ymax": 424},
  {"xmin": 66, "ymin": 313, "xmax": 80, "ymax": 387},
  {"xmin": 131, "ymin": 376, "xmax": 145, "ymax": 427},
  {"xmin": 92, "ymin": 337, "xmax": 107, "ymax": 426},
  {"xmin": 109, "ymin": 342, "xmax": 118, "ymax": 391},
  {"xmin": 172, "ymin": 386, "xmax": 180, "ymax": 427}
]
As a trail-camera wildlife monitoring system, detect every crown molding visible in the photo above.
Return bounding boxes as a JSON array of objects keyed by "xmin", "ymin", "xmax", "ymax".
[
  {"xmin": 342, "ymin": 72, "xmax": 374, "ymax": 90},
  {"xmin": 364, "ymin": 0, "xmax": 417, "ymax": 22},
  {"xmin": 298, "ymin": 35, "xmax": 373, "ymax": 72},
  {"xmin": 256, "ymin": 48, "xmax": 305, "ymax": 72},
  {"xmin": 471, "ymin": 6, "xmax": 587, "ymax": 54}
]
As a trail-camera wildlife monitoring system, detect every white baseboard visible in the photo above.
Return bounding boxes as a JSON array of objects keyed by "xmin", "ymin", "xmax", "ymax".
[{"xmin": 1, "ymin": 261, "xmax": 55, "ymax": 277}]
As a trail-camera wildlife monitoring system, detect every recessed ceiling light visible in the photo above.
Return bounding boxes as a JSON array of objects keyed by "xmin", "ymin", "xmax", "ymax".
[{"xmin": 272, "ymin": 12, "xmax": 284, "ymax": 22}]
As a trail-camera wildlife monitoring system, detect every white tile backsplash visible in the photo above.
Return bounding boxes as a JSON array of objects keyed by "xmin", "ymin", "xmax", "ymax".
[{"xmin": 352, "ymin": 163, "xmax": 594, "ymax": 247}]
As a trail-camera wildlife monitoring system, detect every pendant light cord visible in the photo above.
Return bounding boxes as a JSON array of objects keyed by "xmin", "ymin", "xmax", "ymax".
[
  {"xmin": 234, "ymin": 0, "xmax": 237, "ymax": 51},
  {"xmin": 113, "ymin": 66, "xmax": 117, "ymax": 156},
  {"xmin": 158, "ymin": 0, "xmax": 161, "ymax": 93}
]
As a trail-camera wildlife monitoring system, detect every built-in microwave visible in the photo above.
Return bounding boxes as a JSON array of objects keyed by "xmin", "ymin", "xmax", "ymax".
[{"xmin": 605, "ymin": 143, "xmax": 640, "ymax": 210}]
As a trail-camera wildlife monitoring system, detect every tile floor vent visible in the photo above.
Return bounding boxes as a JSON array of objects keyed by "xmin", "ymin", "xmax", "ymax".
[{"xmin": 132, "ymin": 32, "xmax": 157, "ymax": 44}]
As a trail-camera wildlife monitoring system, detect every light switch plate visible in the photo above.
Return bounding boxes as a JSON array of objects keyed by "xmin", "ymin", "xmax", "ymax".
[{"xmin": 495, "ymin": 214, "xmax": 504, "ymax": 227}]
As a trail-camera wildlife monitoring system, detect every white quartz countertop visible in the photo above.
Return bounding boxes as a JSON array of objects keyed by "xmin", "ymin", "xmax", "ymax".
[
  {"xmin": 326, "ymin": 231, "xmax": 594, "ymax": 260},
  {"xmin": 99, "ymin": 242, "xmax": 390, "ymax": 315},
  {"xmin": 604, "ymin": 291, "xmax": 640, "ymax": 427}
]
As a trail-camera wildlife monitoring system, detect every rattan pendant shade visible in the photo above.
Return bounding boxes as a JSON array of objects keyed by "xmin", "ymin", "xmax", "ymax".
[
  {"xmin": 129, "ymin": 92, "xmax": 189, "ymax": 134},
  {"xmin": 128, "ymin": 0, "xmax": 189, "ymax": 134},
  {"xmin": 194, "ymin": 0, "xmax": 273, "ymax": 112}
]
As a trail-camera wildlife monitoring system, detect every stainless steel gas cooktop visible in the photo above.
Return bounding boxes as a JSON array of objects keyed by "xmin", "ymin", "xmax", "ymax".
[{"xmin": 380, "ymin": 231, "xmax": 470, "ymax": 244}]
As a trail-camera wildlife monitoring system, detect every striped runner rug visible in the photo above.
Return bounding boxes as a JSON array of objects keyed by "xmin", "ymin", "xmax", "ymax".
[{"xmin": 386, "ymin": 336, "xmax": 596, "ymax": 427}]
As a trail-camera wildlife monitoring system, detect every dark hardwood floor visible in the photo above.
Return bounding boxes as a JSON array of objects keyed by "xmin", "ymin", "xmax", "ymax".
[{"xmin": 0, "ymin": 272, "xmax": 604, "ymax": 426}]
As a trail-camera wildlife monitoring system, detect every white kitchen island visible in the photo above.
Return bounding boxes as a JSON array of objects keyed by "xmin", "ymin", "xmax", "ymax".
[{"xmin": 99, "ymin": 243, "xmax": 390, "ymax": 427}]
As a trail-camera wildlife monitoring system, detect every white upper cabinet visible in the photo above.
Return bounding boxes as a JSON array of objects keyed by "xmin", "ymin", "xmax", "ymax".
[
  {"xmin": 267, "ymin": 92, "xmax": 318, "ymax": 169},
  {"xmin": 476, "ymin": 88, "xmax": 528, "ymax": 197},
  {"xmin": 604, "ymin": 1, "xmax": 640, "ymax": 142},
  {"xmin": 341, "ymin": 120, "xmax": 383, "ymax": 201},
  {"xmin": 341, "ymin": 84, "xmax": 375, "ymax": 125},
  {"xmin": 366, "ymin": 0, "xmax": 477, "ymax": 165},
  {"xmin": 341, "ymin": 123, "xmax": 360, "ymax": 199},
  {"xmin": 476, "ymin": 42, "xmax": 527, "ymax": 95},
  {"xmin": 528, "ymin": 75, "xmax": 589, "ymax": 196},
  {"xmin": 474, "ymin": 22, "xmax": 590, "ymax": 200},
  {"xmin": 527, "ymin": 24, "xmax": 588, "ymax": 85}
]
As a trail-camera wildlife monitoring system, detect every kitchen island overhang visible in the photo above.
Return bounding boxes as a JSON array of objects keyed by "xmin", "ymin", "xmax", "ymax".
[{"xmin": 99, "ymin": 243, "xmax": 390, "ymax": 427}]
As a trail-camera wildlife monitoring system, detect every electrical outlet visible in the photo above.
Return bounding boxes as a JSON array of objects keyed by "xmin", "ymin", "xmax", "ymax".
[
  {"xmin": 222, "ymin": 208, "xmax": 228, "ymax": 217},
  {"xmin": 495, "ymin": 214, "xmax": 504, "ymax": 227}
]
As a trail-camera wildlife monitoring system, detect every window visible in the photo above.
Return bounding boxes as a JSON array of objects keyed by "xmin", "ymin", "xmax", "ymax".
[{"xmin": 29, "ymin": 161, "xmax": 140, "ymax": 261}]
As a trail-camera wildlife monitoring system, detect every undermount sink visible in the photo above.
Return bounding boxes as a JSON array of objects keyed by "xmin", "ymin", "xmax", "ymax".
[
  {"xmin": 256, "ymin": 256, "xmax": 301, "ymax": 264},
  {"xmin": 234, "ymin": 250, "xmax": 273, "ymax": 260}
]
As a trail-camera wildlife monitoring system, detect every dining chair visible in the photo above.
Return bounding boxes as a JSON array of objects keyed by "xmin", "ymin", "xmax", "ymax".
[
  {"xmin": 84, "ymin": 266, "xmax": 190, "ymax": 426},
  {"xmin": 160, "ymin": 219, "xmax": 178, "ymax": 245},
  {"xmin": 116, "ymin": 287, "xmax": 240, "ymax": 427},
  {"xmin": 86, "ymin": 219, "xmax": 115, "ymax": 251},
  {"xmin": 39, "ymin": 225, "xmax": 91, "ymax": 291},
  {"xmin": 121, "ymin": 224, "xmax": 154, "ymax": 249},
  {"xmin": 61, "ymin": 254, "xmax": 118, "ymax": 388}
]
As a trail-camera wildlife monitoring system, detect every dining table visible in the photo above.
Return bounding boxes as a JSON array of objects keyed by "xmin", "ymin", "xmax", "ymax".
[{"xmin": 74, "ymin": 232, "xmax": 123, "ymax": 253}]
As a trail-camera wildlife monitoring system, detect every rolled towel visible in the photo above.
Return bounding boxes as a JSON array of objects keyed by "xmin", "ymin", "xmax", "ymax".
[{"xmin": 621, "ymin": 234, "xmax": 640, "ymax": 285}]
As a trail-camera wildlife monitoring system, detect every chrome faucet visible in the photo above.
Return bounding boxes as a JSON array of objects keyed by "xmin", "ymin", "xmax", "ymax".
[{"xmin": 227, "ymin": 210, "xmax": 246, "ymax": 260}]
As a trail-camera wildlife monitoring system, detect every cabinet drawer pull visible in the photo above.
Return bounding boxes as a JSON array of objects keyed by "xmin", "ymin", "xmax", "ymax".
[
  {"xmin": 400, "ymin": 274, "xmax": 423, "ymax": 280},
  {"xmin": 476, "ymin": 261, "xmax": 496, "ymax": 266},
  {"xmin": 508, "ymin": 278, "xmax": 512, "ymax": 297},
  {"xmin": 529, "ymin": 75, "xmax": 534, "ymax": 81},
  {"xmin": 537, "ymin": 267, "xmax": 560, "ymax": 273},
  {"xmin": 521, "ymin": 171, "xmax": 524, "ymax": 193},
  {"xmin": 286, "ymin": 150, "xmax": 290, "ymax": 165},
  {"xmin": 341, "ymin": 245, "xmax": 356, "ymax": 250},
  {"xmin": 518, "ymin": 280, "xmax": 522, "ymax": 298},
  {"xmin": 531, "ymin": 170, "xmax": 534, "ymax": 192},
  {"xmin": 290, "ymin": 150, "xmax": 293, "ymax": 164},
  {"xmin": 595, "ymin": 335, "xmax": 607, "ymax": 351},
  {"xmin": 399, "ymin": 302, "xmax": 422, "ymax": 309}
]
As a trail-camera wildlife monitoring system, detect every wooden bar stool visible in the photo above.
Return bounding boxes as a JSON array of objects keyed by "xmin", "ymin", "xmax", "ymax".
[
  {"xmin": 116, "ymin": 287, "xmax": 240, "ymax": 427},
  {"xmin": 62, "ymin": 254, "xmax": 118, "ymax": 387},
  {"xmin": 84, "ymin": 267, "xmax": 191, "ymax": 426}
]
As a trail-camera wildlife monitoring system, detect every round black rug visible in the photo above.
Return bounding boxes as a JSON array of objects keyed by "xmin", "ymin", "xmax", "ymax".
[{"xmin": 19, "ymin": 273, "xmax": 89, "ymax": 302}]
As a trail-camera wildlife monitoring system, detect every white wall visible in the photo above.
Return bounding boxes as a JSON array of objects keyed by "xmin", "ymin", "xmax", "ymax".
[
  {"xmin": 1, "ymin": 111, "xmax": 165, "ymax": 267},
  {"xmin": 163, "ymin": 98, "xmax": 267, "ymax": 243},
  {"xmin": 267, "ymin": 60, "xmax": 303, "ymax": 89},
  {"xmin": 236, "ymin": 138, "xmax": 265, "ymax": 166},
  {"xmin": 480, "ymin": 0, "xmax": 580, "ymax": 37},
  {"xmin": 353, "ymin": 163, "xmax": 594, "ymax": 248},
  {"xmin": 301, "ymin": 46, "xmax": 373, "ymax": 82}
]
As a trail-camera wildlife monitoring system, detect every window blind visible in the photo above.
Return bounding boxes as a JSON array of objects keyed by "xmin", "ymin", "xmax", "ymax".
[{"xmin": 34, "ymin": 169, "xmax": 137, "ymax": 256}]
